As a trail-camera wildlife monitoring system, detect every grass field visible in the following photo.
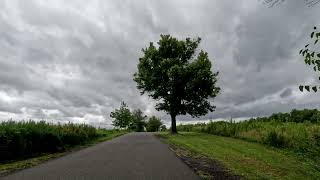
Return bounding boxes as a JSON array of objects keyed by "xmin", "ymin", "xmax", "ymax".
[
  {"xmin": 176, "ymin": 109, "xmax": 320, "ymax": 162},
  {"xmin": 158, "ymin": 132, "xmax": 320, "ymax": 180}
]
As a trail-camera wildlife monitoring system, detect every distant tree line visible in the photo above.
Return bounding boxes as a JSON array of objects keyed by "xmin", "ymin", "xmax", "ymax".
[
  {"xmin": 177, "ymin": 108, "xmax": 320, "ymax": 134},
  {"xmin": 110, "ymin": 102, "xmax": 166, "ymax": 132},
  {"xmin": 254, "ymin": 108, "xmax": 320, "ymax": 123},
  {"xmin": 176, "ymin": 108, "xmax": 320, "ymax": 137}
]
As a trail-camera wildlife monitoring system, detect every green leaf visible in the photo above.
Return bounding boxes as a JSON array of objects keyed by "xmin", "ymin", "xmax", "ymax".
[
  {"xmin": 299, "ymin": 85, "xmax": 303, "ymax": 92},
  {"xmin": 299, "ymin": 49, "xmax": 303, "ymax": 54},
  {"xmin": 314, "ymin": 26, "xmax": 317, "ymax": 30},
  {"xmin": 311, "ymin": 32, "xmax": 315, "ymax": 38},
  {"xmin": 312, "ymin": 86, "xmax": 318, "ymax": 92},
  {"xmin": 315, "ymin": 39, "xmax": 318, "ymax": 45},
  {"xmin": 305, "ymin": 44, "xmax": 309, "ymax": 48},
  {"xmin": 314, "ymin": 66, "xmax": 316, "ymax": 71},
  {"xmin": 307, "ymin": 60, "xmax": 311, "ymax": 65},
  {"xmin": 306, "ymin": 52, "xmax": 311, "ymax": 58},
  {"xmin": 305, "ymin": 86, "xmax": 310, "ymax": 92},
  {"xmin": 311, "ymin": 52, "xmax": 315, "ymax": 57},
  {"xmin": 317, "ymin": 53, "xmax": 320, "ymax": 58}
]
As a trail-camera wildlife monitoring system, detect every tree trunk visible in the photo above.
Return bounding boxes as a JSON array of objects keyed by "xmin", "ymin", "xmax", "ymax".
[{"xmin": 171, "ymin": 114, "xmax": 177, "ymax": 134}]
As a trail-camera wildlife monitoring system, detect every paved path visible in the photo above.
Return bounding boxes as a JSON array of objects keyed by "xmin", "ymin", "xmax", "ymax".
[{"xmin": 2, "ymin": 133, "xmax": 199, "ymax": 180}]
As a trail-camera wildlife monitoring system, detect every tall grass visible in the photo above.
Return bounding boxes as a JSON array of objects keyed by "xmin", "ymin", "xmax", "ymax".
[
  {"xmin": 177, "ymin": 109, "xmax": 320, "ymax": 161},
  {"xmin": 0, "ymin": 120, "xmax": 98, "ymax": 162}
]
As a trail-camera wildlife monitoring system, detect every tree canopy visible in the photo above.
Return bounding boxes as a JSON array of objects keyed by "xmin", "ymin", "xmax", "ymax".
[
  {"xmin": 134, "ymin": 35, "xmax": 220, "ymax": 133},
  {"xmin": 146, "ymin": 116, "xmax": 163, "ymax": 132},
  {"xmin": 110, "ymin": 102, "xmax": 132, "ymax": 129},
  {"xmin": 129, "ymin": 109, "xmax": 147, "ymax": 132}
]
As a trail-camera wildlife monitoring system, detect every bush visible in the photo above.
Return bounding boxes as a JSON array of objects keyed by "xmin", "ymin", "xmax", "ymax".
[
  {"xmin": 264, "ymin": 130, "xmax": 286, "ymax": 147},
  {"xmin": 160, "ymin": 125, "xmax": 167, "ymax": 131},
  {"xmin": 0, "ymin": 120, "xmax": 98, "ymax": 162}
]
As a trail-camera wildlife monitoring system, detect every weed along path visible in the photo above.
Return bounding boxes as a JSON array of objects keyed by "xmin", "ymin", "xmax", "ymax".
[{"xmin": 2, "ymin": 133, "xmax": 199, "ymax": 180}]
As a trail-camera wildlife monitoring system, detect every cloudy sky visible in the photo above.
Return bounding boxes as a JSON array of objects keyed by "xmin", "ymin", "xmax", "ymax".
[{"xmin": 0, "ymin": 0, "xmax": 319, "ymax": 127}]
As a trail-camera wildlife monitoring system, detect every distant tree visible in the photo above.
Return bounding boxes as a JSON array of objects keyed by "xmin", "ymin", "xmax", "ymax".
[
  {"xmin": 134, "ymin": 35, "xmax": 220, "ymax": 133},
  {"xmin": 160, "ymin": 125, "xmax": 167, "ymax": 131},
  {"xmin": 146, "ymin": 116, "xmax": 163, "ymax": 132},
  {"xmin": 129, "ymin": 109, "xmax": 147, "ymax": 132},
  {"xmin": 110, "ymin": 102, "xmax": 132, "ymax": 129},
  {"xmin": 298, "ymin": 26, "xmax": 320, "ymax": 92}
]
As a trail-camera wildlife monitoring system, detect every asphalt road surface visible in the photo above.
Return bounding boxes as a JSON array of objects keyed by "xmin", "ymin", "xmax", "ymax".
[{"xmin": 2, "ymin": 132, "xmax": 199, "ymax": 180}]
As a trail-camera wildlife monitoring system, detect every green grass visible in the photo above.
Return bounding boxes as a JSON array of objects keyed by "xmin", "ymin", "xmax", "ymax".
[
  {"xmin": 158, "ymin": 132, "xmax": 320, "ymax": 180},
  {"xmin": 0, "ymin": 129, "xmax": 127, "ymax": 176},
  {"xmin": 88, "ymin": 129, "xmax": 128, "ymax": 144},
  {"xmin": 177, "ymin": 120, "xmax": 320, "ymax": 161}
]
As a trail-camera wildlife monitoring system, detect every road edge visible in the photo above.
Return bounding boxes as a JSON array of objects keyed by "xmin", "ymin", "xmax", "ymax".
[{"xmin": 0, "ymin": 131, "xmax": 128, "ymax": 177}]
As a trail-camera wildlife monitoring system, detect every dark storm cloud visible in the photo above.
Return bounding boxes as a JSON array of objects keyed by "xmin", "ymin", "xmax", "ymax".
[{"xmin": 0, "ymin": 0, "xmax": 319, "ymax": 126}]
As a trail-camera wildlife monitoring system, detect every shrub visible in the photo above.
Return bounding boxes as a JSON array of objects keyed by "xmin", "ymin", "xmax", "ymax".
[
  {"xmin": 160, "ymin": 125, "xmax": 167, "ymax": 131},
  {"xmin": 0, "ymin": 120, "xmax": 98, "ymax": 162},
  {"xmin": 264, "ymin": 130, "xmax": 286, "ymax": 147}
]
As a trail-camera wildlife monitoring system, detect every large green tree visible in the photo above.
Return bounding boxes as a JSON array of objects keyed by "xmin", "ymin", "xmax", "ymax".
[{"xmin": 134, "ymin": 35, "xmax": 220, "ymax": 133}]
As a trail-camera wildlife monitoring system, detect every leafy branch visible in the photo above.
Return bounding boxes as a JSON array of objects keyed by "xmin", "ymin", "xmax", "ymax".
[{"xmin": 299, "ymin": 26, "xmax": 320, "ymax": 92}]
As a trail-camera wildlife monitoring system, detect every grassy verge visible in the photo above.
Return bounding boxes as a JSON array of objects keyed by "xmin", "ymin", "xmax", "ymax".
[
  {"xmin": 0, "ymin": 129, "xmax": 127, "ymax": 176},
  {"xmin": 177, "ymin": 121, "xmax": 320, "ymax": 161},
  {"xmin": 158, "ymin": 132, "xmax": 320, "ymax": 180}
]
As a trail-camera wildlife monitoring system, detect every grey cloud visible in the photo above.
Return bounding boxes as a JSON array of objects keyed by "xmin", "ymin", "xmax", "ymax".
[
  {"xmin": 280, "ymin": 88, "xmax": 292, "ymax": 98},
  {"xmin": 0, "ymin": 0, "xmax": 319, "ymax": 127}
]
